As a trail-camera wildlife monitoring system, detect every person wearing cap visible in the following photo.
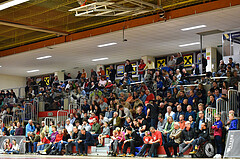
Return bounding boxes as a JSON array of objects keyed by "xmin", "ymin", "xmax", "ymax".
[
  {"xmin": 211, "ymin": 114, "xmax": 223, "ymax": 156},
  {"xmin": 119, "ymin": 127, "xmax": 143, "ymax": 157},
  {"xmin": 105, "ymin": 80, "xmax": 113, "ymax": 89},
  {"xmin": 189, "ymin": 122, "xmax": 209, "ymax": 154}
]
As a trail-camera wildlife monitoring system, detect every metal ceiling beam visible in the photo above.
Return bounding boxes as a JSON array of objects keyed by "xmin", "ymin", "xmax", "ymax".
[{"xmin": 0, "ymin": 20, "xmax": 68, "ymax": 35}]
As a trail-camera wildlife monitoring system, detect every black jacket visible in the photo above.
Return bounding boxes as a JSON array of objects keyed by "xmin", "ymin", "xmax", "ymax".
[
  {"xmin": 125, "ymin": 64, "xmax": 134, "ymax": 74},
  {"xmin": 125, "ymin": 131, "xmax": 143, "ymax": 144},
  {"xmin": 198, "ymin": 128, "xmax": 209, "ymax": 140},
  {"xmin": 181, "ymin": 127, "xmax": 196, "ymax": 142}
]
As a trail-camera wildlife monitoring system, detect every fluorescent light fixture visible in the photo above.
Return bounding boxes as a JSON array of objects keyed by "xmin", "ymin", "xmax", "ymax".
[
  {"xmin": 0, "ymin": 66, "xmax": 2, "ymax": 68},
  {"xmin": 181, "ymin": 25, "xmax": 206, "ymax": 31},
  {"xmin": 27, "ymin": 69, "xmax": 39, "ymax": 73},
  {"xmin": 98, "ymin": 42, "xmax": 117, "ymax": 48},
  {"xmin": 36, "ymin": 55, "xmax": 52, "ymax": 60},
  {"xmin": 179, "ymin": 42, "xmax": 200, "ymax": 47},
  {"xmin": 92, "ymin": 57, "xmax": 109, "ymax": 62},
  {"xmin": 0, "ymin": 0, "xmax": 29, "ymax": 11}
]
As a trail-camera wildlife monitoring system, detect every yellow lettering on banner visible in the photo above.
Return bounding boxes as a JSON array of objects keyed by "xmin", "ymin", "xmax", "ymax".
[
  {"xmin": 184, "ymin": 55, "xmax": 193, "ymax": 66},
  {"xmin": 44, "ymin": 77, "xmax": 50, "ymax": 86},
  {"xmin": 131, "ymin": 63, "xmax": 136, "ymax": 75},
  {"xmin": 157, "ymin": 59, "xmax": 166, "ymax": 68},
  {"xmin": 106, "ymin": 67, "xmax": 110, "ymax": 78}
]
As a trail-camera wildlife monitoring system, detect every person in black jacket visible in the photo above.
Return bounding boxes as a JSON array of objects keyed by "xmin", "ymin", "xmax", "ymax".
[
  {"xmin": 109, "ymin": 65, "xmax": 116, "ymax": 83},
  {"xmin": 178, "ymin": 121, "xmax": 196, "ymax": 157},
  {"xmin": 77, "ymin": 128, "xmax": 94, "ymax": 156},
  {"xmin": 202, "ymin": 54, "xmax": 207, "ymax": 73},
  {"xmin": 65, "ymin": 127, "xmax": 79, "ymax": 155},
  {"xmin": 120, "ymin": 127, "xmax": 143, "ymax": 157},
  {"xmin": 189, "ymin": 122, "xmax": 209, "ymax": 154},
  {"xmin": 125, "ymin": 60, "xmax": 134, "ymax": 79}
]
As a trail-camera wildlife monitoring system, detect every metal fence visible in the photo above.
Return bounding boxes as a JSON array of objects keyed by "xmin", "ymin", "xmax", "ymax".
[
  {"xmin": 44, "ymin": 117, "xmax": 57, "ymax": 127},
  {"xmin": 2, "ymin": 115, "xmax": 13, "ymax": 127},
  {"xmin": 228, "ymin": 90, "xmax": 239, "ymax": 116},
  {"xmin": 216, "ymin": 98, "xmax": 228, "ymax": 124},
  {"xmin": 24, "ymin": 103, "xmax": 38, "ymax": 122},
  {"xmin": 205, "ymin": 107, "xmax": 216, "ymax": 134},
  {"xmin": 69, "ymin": 103, "xmax": 79, "ymax": 114},
  {"xmin": 13, "ymin": 109, "xmax": 25, "ymax": 125},
  {"xmin": 57, "ymin": 110, "xmax": 68, "ymax": 126}
]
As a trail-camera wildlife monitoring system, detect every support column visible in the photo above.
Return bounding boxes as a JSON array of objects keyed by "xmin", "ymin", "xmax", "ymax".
[{"xmin": 206, "ymin": 47, "xmax": 217, "ymax": 72}]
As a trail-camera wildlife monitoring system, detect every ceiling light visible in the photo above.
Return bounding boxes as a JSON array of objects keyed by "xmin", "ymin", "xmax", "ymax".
[
  {"xmin": 36, "ymin": 55, "xmax": 52, "ymax": 60},
  {"xmin": 0, "ymin": 0, "xmax": 29, "ymax": 11},
  {"xmin": 179, "ymin": 42, "xmax": 200, "ymax": 47},
  {"xmin": 92, "ymin": 57, "xmax": 109, "ymax": 62},
  {"xmin": 181, "ymin": 25, "xmax": 206, "ymax": 31},
  {"xmin": 0, "ymin": 66, "xmax": 2, "ymax": 68},
  {"xmin": 98, "ymin": 42, "xmax": 117, "ymax": 48},
  {"xmin": 27, "ymin": 70, "xmax": 39, "ymax": 73}
]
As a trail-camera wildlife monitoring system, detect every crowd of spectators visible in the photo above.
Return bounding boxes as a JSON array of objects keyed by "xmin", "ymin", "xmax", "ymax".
[{"xmin": 0, "ymin": 55, "xmax": 239, "ymax": 157}]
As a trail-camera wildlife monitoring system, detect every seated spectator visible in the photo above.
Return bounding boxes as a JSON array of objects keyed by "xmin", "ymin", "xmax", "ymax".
[
  {"xmin": 157, "ymin": 114, "xmax": 167, "ymax": 132},
  {"xmin": 65, "ymin": 119, "xmax": 73, "ymax": 134},
  {"xmin": 123, "ymin": 117, "xmax": 132, "ymax": 129},
  {"xmin": 97, "ymin": 122, "xmax": 110, "ymax": 147},
  {"xmin": 163, "ymin": 116, "xmax": 174, "ymax": 142},
  {"xmin": 15, "ymin": 122, "xmax": 24, "ymax": 136},
  {"xmin": 120, "ymin": 127, "xmax": 143, "ymax": 157},
  {"xmin": 227, "ymin": 113, "xmax": 238, "ymax": 130},
  {"xmin": 214, "ymin": 89, "xmax": 222, "ymax": 100},
  {"xmin": 109, "ymin": 127, "xmax": 125, "ymax": 156},
  {"xmin": 178, "ymin": 121, "xmax": 196, "ymax": 157},
  {"xmin": 56, "ymin": 129, "xmax": 70, "ymax": 155},
  {"xmin": 164, "ymin": 122, "xmax": 182, "ymax": 157},
  {"xmin": 77, "ymin": 128, "xmax": 94, "ymax": 156},
  {"xmin": 65, "ymin": 126, "xmax": 79, "ymax": 155},
  {"xmin": 80, "ymin": 119, "xmax": 91, "ymax": 132},
  {"xmin": 6, "ymin": 139, "xmax": 19, "ymax": 154},
  {"xmin": 108, "ymin": 112, "xmax": 121, "ymax": 129},
  {"xmin": 90, "ymin": 118, "xmax": 101, "ymax": 138},
  {"xmin": 137, "ymin": 116, "xmax": 149, "ymax": 138},
  {"xmin": 145, "ymin": 90, "xmax": 155, "ymax": 103},
  {"xmin": 212, "ymin": 114, "xmax": 223, "ymax": 156},
  {"xmin": 195, "ymin": 111, "xmax": 205, "ymax": 134},
  {"xmin": 88, "ymin": 112, "xmax": 99, "ymax": 126},
  {"xmin": 99, "ymin": 99, "xmax": 108, "ymax": 113},
  {"xmin": 40, "ymin": 121, "xmax": 49, "ymax": 135},
  {"xmin": 119, "ymin": 105, "xmax": 132, "ymax": 120},
  {"xmin": 165, "ymin": 106, "xmax": 175, "ymax": 120},
  {"xmin": 185, "ymin": 105, "xmax": 196, "ymax": 121},
  {"xmin": 30, "ymin": 132, "xmax": 40, "ymax": 153},
  {"xmin": 174, "ymin": 105, "xmax": 185, "ymax": 122},
  {"xmin": 189, "ymin": 122, "xmax": 209, "ymax": 154},
  {"xmin": 207, "ymin": 95, "xmax": 216, "ymax": 108},
  {"xmin": 51, "ymin": 129, "xmax": 63, "ymax": 154},
  {"xmin": 178, "ymin": 114, "xmax": 186, "ymax": 130},
  {"xmin": 135, "ymin": 106, "xmax": 146, "ymax": 120},
  {"xmin": 4, "ymin": 139, "xmax": 12, "ymax": 153},
  {"xmin": 137, "ymin": 127, "xmax": 161, "ymax": 157},
  {"xmin": 137, "ymin": 131, "xmax": 152, "ymax": 157},
  {"xmin": 37, "ymin": 132, "xmax": 50, "ymax": 153},
  {"xmin": 188, "ymin": 115, "xmax": 196, "ymax": 129}
]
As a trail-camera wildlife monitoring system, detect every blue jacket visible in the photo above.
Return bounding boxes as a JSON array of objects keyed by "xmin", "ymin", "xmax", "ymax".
[
  {"xmin": 174, "ymin": 111, "xmax": 185, "ymax": 122},
  {"xmin": 185, "ymin": 111, "xmax": 196, "ymax": 121},
  {"xmin": 25, "ymin": 123, "xmax": 35, "ymax": 137},
  {"xmin": 188, "ymin": 95, "xmax": 197, "ymax": 105},
  {"xmin": 229, "ymin": 119, "xmax": 238, "ymax": 130}
]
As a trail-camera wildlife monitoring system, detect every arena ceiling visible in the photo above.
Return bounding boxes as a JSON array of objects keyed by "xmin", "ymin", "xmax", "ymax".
[
  {"xmin": 0, "ymin": 0, "xmax": 216, "ymax": 51},
  {"xmin": 0, "ymin": 4, "xmax": 240, "ymax": 77}
]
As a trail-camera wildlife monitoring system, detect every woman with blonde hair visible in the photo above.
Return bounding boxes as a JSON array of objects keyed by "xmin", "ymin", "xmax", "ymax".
[{"xmin": 163, "ymin": 116, "xmax": 174, "ymax": 142}]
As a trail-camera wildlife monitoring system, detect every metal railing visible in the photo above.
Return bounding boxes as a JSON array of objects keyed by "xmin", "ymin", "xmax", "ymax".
[
  {"xmin": 24, "ymin": 103, "xmax": 38, "ymax": 122},
  {"xmin": 3, "ymin": 115, "xmax": 13, "ymax": 128},
  {"xmin": 228, "ymin": 90, "xmax": 239, "ymax": 116},
  {"xmin": 205, "ymin": 107, "xmax": 216, "ymax": 134},
  {"xmin": 44, "ymin": 117, "xmax": 57, "ymax": 127},
  {"xmin": 57, "ymin": 110, "xmax": 68, "ymax": 126},
  {"xmin": 216, "ymin": 98, "xmax": 228, "ymax": 124},
  {"xmin": 13, "ymin": 109, "xmax": 25, "ymax": 126}
]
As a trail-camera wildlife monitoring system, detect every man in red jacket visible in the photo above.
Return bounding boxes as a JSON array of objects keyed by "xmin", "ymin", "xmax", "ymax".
[{"xmin": 145, "ymin": 90, "xmax": 155, "ymax": 103}]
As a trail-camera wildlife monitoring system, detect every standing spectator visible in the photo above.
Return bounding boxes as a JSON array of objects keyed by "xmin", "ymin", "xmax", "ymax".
[
  {"xmin": 168, "ymin": 55, "xmax": 176, "ymax": 71},
  {"xmin": 109, "ymin": 65, "xmax": 116, "ymax": 83},
  {"xmin": 164, "ymin": 122, "xmax": 182, "ymax": 157},
  {"xmin": 90, "ymin": 69, "xmax": 97, "ymax": 79},
  {"xmin": 144, "ymin": 59, "xmax": 155, "ymax": 71},
  {"xmin": 26, "ymin": 120, "xmax": 35, "ymax": 137},
  {"xmin": 202, "ymin": 54, "xmax": 207, "ymax": 73},
  {"xmin": 138, "ymin": 59, "xmax": 146, "ymax": 82},
  {"xmin": 228, "ymin": 57, "xmax": 235, "ymax": 68},
  {"xmin": 125, "ymin": 60, "xmax": 134, "ymax": 79},
  {"xmin": 212, "ymin": 114, "xmax": 223, "ymax": 156},
  {"xmin": 97, "ymin": 67, "xmax": 105, "ymax": 77},
  {"xmin": 76, "ymin": 71, "xmax": 82, "ymax": 80},
  {"xmin": 175, "ymin": 52, "xmax": 184, "ymax": 73},
  {"xmin": 146, "ymin": 101, "xmax": 158, "ymax": 128}
]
